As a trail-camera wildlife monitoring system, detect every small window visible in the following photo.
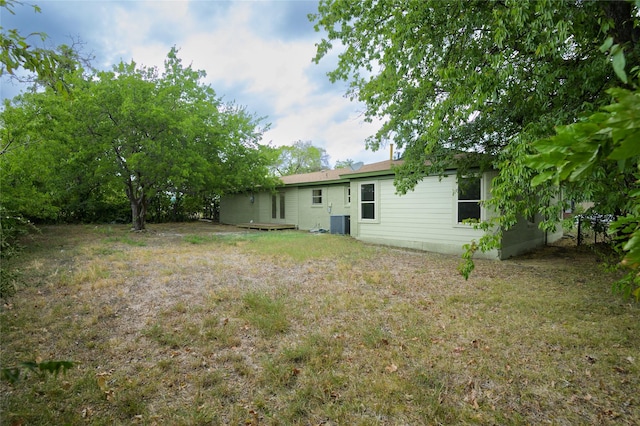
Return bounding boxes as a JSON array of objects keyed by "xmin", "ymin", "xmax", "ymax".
[
  {"xmin": 457, "ymin": 177, "xmax": 481, "ymax": 223},
  {"xmin": 360, "ymin": 183, "xmax": 376, "ymax": 220},
  {"xmin": 312, "ymin": 189, "xmax": 323, "ymax": 205},
  {"xmin": 345, "ymin": 187, "xmax": 351, "ymax": 205}
]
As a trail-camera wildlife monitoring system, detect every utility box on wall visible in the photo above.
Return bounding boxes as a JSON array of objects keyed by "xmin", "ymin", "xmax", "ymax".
[{"xmin": 330, "ymin": 215, "xmax": 351, "ymax": 235}]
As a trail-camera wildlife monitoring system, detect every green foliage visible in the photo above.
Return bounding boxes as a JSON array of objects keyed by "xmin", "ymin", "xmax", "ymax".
[
  {"xmin": 0, "ymin": 206, "xmax": 37, "ymax": 298},
  {"xmin": 1, "ymin": 360, "xmax": 73, "ymax": 383},
  {"xmin": 311, "ymin": 0, "xmax": 632, "ymax": 172},
  {"xmin": 528, "ymin": 86, "xmax": 640, "ymax": 299},
  {"xmin": 334, "ymin": 158, "xmax": 355, "ymax": 169},
  {"xmin": 1, "ymin": 47, "xmax": 278, "ymax": 228},
  {"xmin": 274, "ymin": 140, "xmax": 330, "ymax": 176},
  {"xmin": 0, "ymin": 0, "xmax": 80, "ymax": 381},
  {"xmin": 527, "ymin": 87, "xmax": 640, "ymax": 189},
  {"xmin": 0, "ymin": 1, "xmax": 62, "ymax": 81},
  {"xmin": 0, "ymin": 267, "xmax": 18, "ymax": 299},
  {"xmin": 311, "ymin": 0, "xmax": 639, "ymax": 280},
  {"xmin": 0, "ymin": 206, "xmax": 35, "ymax": 260}
]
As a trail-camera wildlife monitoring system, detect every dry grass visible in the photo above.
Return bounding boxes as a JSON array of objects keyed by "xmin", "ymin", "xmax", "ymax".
[{"xmin": 1, "ymin": 222, "xmax": 638, "ymax": 425}]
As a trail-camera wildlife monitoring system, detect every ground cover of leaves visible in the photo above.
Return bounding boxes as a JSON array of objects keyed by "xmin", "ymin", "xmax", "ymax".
[{"xmin": 1, "ymin": 222, "xmax": 638, "ymax": 425}]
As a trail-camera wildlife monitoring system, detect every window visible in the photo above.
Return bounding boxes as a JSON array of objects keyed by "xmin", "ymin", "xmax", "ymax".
[
  {"xmin": 312, "ymin": 189, "xmax": 323, "ymax": 205},
  {"xmin": 360, "ymin": 183, "xmax": 376, "ymax": 220},
  {"xmin": 272, "ymin": 193, "xmax": 285, "ymax": 219},
  {"xmin": 345, "ymin": 187, "xmax": 351, "ymax": 205},
  {"xmin": 457, "ymin": 177, "xmax": 481, "ymax": 223},
  {"xmin": 271, "ymin": 195, "xmax": 277, "ymax": 219},
  {"xmin": 279, "ymin": 193, "xmax": 285, "ymax": 219}
]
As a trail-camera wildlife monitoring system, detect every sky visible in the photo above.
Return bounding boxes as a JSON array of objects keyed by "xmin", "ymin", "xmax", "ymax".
[{"xmin": 1, "ymin": 0, "xmax": 389, "ymax": 167}]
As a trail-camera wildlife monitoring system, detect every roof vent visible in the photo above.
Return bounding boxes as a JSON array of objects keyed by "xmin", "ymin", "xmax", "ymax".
[{"xmin": 350, "ymin": 162, "xmax": 364, "ymax": 171}]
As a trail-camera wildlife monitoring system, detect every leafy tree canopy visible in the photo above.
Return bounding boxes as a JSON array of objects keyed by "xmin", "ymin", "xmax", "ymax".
[
  {"xmin": 273, "ymin": 140, "xmax": 330, "ymax": 175},
  {"xmin": 311, "ymin": 0, "xmax": 639, "ymax": 279},
  {"xmin": 1, "ymin": 47, "xmax": 278, "ymax": 230},
  {"xmin": 312, "ymin": 1, "xmax": 638, "ymax": 176}
]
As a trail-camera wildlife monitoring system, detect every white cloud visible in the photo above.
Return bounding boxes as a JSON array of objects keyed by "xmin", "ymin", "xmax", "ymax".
[
  {"xmin": 179, "ymin": 4, "xmax": 315, "ymax": 112},
  {"xmin": 263, "ymin": 92, "xmax": 388, "ymax": 164},
  {"xmin": 173, "ymin": 3, "xmax": 385, "ymax": 165},
  {"xmin": 2, "ymin": 0, "xmax": 385, "ymax": 168}
]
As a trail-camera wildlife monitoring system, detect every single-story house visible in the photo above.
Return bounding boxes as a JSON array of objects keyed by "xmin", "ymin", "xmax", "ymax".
[{"xmin": 219, "ymin": 160, "xmax": 562, "ymax": 259}]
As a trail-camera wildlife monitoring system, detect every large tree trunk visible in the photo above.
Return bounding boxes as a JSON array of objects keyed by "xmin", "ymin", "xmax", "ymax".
[
  {"xmin": 130, "ymin": 197, "xmax": 146, "ymax": 231},
  {"xmin": 126, "ymin": 181, "xmax": 147, "ymax": 231},
  {"xmin": 602, "ymin": 1, "xmax": 640, "ymax": 47}
]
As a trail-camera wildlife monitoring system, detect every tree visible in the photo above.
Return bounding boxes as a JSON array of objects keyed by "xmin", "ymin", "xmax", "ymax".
[
  {"xmin": 528, "ymin": 84, "xmax": 640, "ymax": 299},
  {"xmin": 1, "ymin": 79, "xmax": 129, "ymax": 224},
  {"xmin": 1, "ymin": 48, "xmax": 277, "ymax": 230},
  {"xmin": 69, "ymin": 48, "xmax": 275, "ymax": 230},
  {"xmin": 273, "ymin": 140, "xmax": 330, "ymax": 175},
  {"xmin": 334, "ymin": 158, "xmax": 355, "ymax": 169},
  {"xmin": 1, "ymin": 1, "xmax": 89, "ymax": 302},
  {"xmin": 1, "ymin": 1, "xmax": 89, "ymax": 156},
  {"xmin": 311, "ymin": 0, "xmax": 639, "ymax": 274}
]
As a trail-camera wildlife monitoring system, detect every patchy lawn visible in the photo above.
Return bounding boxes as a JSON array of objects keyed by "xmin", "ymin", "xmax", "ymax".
[{"xmin": 1, "ymin": 222, "xmax": 638, "ymax": 425}]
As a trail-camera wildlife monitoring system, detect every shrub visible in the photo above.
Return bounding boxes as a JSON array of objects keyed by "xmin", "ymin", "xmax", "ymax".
[{"xmin": 0, "ymin": 207, "xmax": 37, "ymax": 298}]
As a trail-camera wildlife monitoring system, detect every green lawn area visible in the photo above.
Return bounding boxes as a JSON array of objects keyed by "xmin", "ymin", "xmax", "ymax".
[{"xmin": 1, "ymin": 222, "xmax": 638, "ymax": 425}]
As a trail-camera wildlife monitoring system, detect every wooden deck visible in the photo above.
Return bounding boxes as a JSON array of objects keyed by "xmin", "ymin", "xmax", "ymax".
[{"xmin": 236, "ymin": 223, "xmax": 297, "ymax": 231}]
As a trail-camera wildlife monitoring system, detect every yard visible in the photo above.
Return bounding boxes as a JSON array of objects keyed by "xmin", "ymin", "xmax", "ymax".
[{"xmin": 1, "ymin": 222, "xmax": 638, "ymax": 425}]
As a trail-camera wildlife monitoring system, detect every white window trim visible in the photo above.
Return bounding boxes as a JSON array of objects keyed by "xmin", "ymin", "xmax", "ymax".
[
  {"xmin": 454, "ymin": 176, "xmax": 484, "ymax": 226},
  {"xmin": 358, "ymin": 181, "xmax": 379, "ymax": 223},
  {"xmin": 311, "ymin": 188, "xmax": 324, "ymax": 207}
]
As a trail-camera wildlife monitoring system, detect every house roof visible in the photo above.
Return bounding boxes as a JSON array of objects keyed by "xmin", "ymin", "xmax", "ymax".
[
  {"xmin": 273, "ymin": 154, "xmax": 493, "ymax": 189},
  {"xmin": 279, "ymin": 168, "xmax": 350, "ymax": 185},
  {"xmin": 279, "ymin": 160, "xmax": 404, "ymax": 186},
  {"xmin": 340, "ymin": 159, "xmax": 403, "ymax": 178}
]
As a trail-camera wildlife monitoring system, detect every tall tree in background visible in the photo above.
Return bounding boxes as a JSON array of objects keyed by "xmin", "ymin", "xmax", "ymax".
[
  {"xmin": 1, "ymin": 1, "xmax": 88, "ymax": 298},
  {"xmin": 311, "ymin": 0, "xmax": 639, "ymax": 274},
  {"xmin": 1, "ymin": 48, "xmax": 278, "ymax": 230},
  {"xmin": 274, "ymin": 140, "xmax": 330, "ymax": 175},
  {"xmin": 334, "ymin": 158, "xmax": 355, "ymax": 169},
  {"xmin": 70, "ymin": 48, "xmax": 275, "ymax": 230}
]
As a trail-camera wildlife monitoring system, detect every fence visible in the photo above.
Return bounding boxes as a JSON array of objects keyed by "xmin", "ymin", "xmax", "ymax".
[{"xmin": 575, "ymin": 214, "xmax": 614, "ymax": 246}]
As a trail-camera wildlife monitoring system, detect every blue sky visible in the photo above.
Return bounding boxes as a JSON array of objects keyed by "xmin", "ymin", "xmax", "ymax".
[{"xmin": 1, "ymin": 0, "xmax": 388, "ymax": 167}]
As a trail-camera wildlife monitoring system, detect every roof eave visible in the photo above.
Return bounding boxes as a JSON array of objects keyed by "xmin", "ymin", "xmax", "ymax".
[
  {"xmin": 280, "ymin": 178, "xmax": 351, "ymax": 188},
  {"xmin": 339, "ymin": 169, "xmax": 397, "ymax": 179}
]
